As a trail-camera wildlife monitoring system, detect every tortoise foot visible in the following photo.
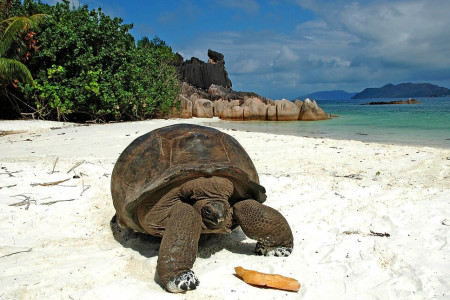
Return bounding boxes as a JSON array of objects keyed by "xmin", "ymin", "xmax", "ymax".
[
  {"xmin": 255, "ymin": 242, "xmax": 293, "ymax": 257},
  {"xmin": 166, "ymin": 270, "xmax": 199, "ymax": 293}
]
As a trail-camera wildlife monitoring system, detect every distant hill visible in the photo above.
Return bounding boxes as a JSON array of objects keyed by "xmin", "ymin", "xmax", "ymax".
[
  {"xmin": 352, "ymin": 83, "xmax": 450, "ymax": 99},
  {"xmin": 296, "ymin": 90, "xmax": 356, "ymax": 100}
]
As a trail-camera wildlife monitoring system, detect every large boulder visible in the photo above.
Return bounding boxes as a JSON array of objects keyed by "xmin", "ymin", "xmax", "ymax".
[
  {"xmin": 220, "ymin": 106, "xmax": 244, "ymax": 121},
  {"xmin": 178, "ymin": 95, "xmax": 193, "ymax": 118},
  {"xmin": 294, "ymin": 100, "xmax": 303, "ymax": 116},
  {"xmin": 207, "ymin": 49, "xmax": 224, "ymax": 63},
  {"xmin": 168, "ymin": 95, "xmax": 192, "ymax": 119},
  {"xmin": 242, "ymin": 97, "xmax": 267, "ymax": 121},
  {"xmin": 299, "ymin": 98, "xmax": 330, "ymax": 121},
  {"xmin": 214, "ymin": 99, "xmax": 241, "ymax": 117},
  {"xmin": 192, "ymin": 98, "xmax": 213, "ymax": 118},
  {"xmin": 276, "ymin": 99, "xmax": 301, "ymax": 121},
  {"xmin": 267, "ymin": 103, "xmax": 277, "ymax": 121},
  {"xmin": 209, "ymin": 84, "xmax": 231, "ymax": 100}
]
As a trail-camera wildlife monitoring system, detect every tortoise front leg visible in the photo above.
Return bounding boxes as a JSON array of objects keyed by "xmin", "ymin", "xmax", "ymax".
[
  {"xmin": 157, "ymin": 202, "xmax": 202, "ymax": 293},
  {"xmin": 233, "ymin": 199, "xmax": 294, "ymax": 256}
]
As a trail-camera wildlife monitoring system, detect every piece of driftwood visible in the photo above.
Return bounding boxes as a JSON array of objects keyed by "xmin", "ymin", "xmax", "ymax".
[{"xmin": 235, "ymin": 266, "xmax": 300, "ymax": 292}]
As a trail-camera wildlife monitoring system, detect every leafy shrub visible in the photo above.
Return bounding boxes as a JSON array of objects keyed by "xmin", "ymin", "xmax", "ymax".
[{"xmin": 6, "ymin": 0, "xmax": 181, "ymax": 121}]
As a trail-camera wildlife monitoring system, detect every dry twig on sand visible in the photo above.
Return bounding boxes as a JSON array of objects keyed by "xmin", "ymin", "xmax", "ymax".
[
  {"xmin": 67, "ymin": 160, "xmax": 85, "ymax": 174},
  {"xmin": 333, "ymin": 173, "xmax": 363, "ymax": 180},
  {"xmin": 9, "ymin": 195, "xmax": 36, "ymax": 210},
  {"xmin": 0, "ymin": 184, "xmax": 17, "ymax": 189},
  {"xmin": 30, "ymin": 178, "xmax": 71, "ymax": 186},
  {"xmin": 40, "ymin": 199, "xmax": 76, "ymax": 205},
  {"xmin": 0, "ymin": 170, "xmax": 22, "ymax": 177},
  {"xmin": 342, "ymin": 230, "xmax": 390, "ymax": 237},
  {"xmin": 52, "ymin": 157, "xmax": 59, "ymax": 173},
  {"xmin": 369, "ymin": 230, "xmax": 391, "ymax": 237},
  {"xmin": 80, "ymin": 178, "xmax": 90, "ymax": 196},
  {"xmin": 0, "ymin": 248, "xmax": 32, "ymax": 258},
  {"xmin": 0, "ymin": 130, "xmax": 26, "ymax": 136}
]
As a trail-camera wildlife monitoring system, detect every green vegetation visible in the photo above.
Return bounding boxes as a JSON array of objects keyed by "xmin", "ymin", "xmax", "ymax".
[
  {"xmin": 0, "ymin": 11, "xmax": 49, "ymax": 114},
  {"xmin": 1, "ymin": 0, "xmax": 180, "ymax": 121}
]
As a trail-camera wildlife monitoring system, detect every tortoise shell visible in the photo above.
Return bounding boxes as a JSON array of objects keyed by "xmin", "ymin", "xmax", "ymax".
[{"xmin": 111, "ymin": 124, "xmax": 266, "ymax": 233}]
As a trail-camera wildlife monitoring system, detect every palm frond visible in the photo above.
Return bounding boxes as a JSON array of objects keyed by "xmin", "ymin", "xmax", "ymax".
[
  {"xmin": 0, "ymin": 57, "xmax": 34, "ymax": 85},
  {"xmin": 0, "ymin": 14, "xmax": 51, "ymax": 57}
]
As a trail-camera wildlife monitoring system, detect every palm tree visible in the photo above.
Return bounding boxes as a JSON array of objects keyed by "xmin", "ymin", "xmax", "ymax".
[
  {"xmin": 0, "ymin": 14, "xmax": 49, "ymax": 86},
  {"xmin": 0, "ymin": 14, "xmax": 49, "ymax": 116}
]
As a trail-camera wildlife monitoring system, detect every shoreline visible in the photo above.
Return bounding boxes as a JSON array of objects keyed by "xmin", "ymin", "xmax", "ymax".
[
  {"xmin": 202, "ymin": 119, "xmax": 450, "ymax": 150},
  {"xmin": 2, "ymin": 117, "xmax": 449, "ymax": 150},
  {"xmin": 1, "ymin": 119, "xmax": 449, "ymax": 299}
]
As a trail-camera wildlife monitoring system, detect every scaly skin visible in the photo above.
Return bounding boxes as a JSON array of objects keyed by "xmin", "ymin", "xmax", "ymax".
[
  {"xmin": 233, "ymin": 199, "xmax": 294, "ymax": 256},
  {"xmin": 156, "ymin": 202, "xmax": 202, "ymax": 292},
  {"xmin": 145, "ymin": 179, "xmax": 294, "ymax": 293}
]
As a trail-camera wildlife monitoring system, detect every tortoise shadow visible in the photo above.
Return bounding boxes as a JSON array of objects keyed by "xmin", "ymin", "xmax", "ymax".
[
  {"xmin": 110, "ymin": 215, "xmax": 161, "ymax": 258},
  {"xmin": 111, "ymin": 215, "xmax": 259, "ymax": 259},
  {"xmin": 197, "ymin": 228, "xmax": 258, "ymax": 258}
]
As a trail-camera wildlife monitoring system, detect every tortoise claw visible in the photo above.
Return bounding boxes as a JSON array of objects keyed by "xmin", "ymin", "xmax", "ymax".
[
  {"xmin": 166, "ymin": 270, "xmax": 199, "ymax": 293},
  {"xmin": 255, "ymin": 242, "xmax": 293, "ymax": 257}
]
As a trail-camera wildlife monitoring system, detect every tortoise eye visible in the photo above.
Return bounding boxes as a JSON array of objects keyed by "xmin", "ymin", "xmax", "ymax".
[{"xmin": 204, "ymin": 207, "xmax": 212, "ymax": 215}]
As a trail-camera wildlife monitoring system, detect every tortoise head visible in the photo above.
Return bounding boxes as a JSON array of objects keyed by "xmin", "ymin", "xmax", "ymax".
[
  {"xmin": 200, "ymin": 200, "xmax": 228, "ymax": 230},
  {"xmin": 192, "ymin": 199, "xmax": 231, "ymax": 230}
]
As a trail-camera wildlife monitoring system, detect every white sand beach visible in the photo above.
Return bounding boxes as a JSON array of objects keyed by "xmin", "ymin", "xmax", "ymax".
[{"xmin": 1, "ymin": 118, "xmax": 449, "ymax": 300}]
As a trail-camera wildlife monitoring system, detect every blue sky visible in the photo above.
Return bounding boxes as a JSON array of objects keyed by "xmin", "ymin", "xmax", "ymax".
[{"xmin": 44, "ymin": 0, "xmax": 450, "ymax": 99}]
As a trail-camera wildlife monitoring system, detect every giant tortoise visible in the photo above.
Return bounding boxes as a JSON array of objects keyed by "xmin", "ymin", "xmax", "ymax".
[{"xmin": 111, "ymin": 124, "xmax": 293, "ymax": 293}]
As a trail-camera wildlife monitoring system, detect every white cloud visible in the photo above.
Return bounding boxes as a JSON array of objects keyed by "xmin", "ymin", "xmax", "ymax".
[
  {"xmin": 173, "ymin": 0, "xmax": 450, "ymax": 98},
  {"xmin": 273, "ymin": 46, "xmax": 301, "ymax": 70}
]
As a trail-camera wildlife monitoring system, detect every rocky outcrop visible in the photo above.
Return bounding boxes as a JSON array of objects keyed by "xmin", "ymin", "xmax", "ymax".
[
  {"xmin": 242, "ymin": 98, "xmax": 267, "ymax": 121},
  {"xmin": 276, "ymin": 99, "xmax": 301, "ymax": 121},
  {"xmin": 220, "ymin": 106, "xmax": 244, "ymax": 121},
  {"xmin": 173, "ymin": 90, "xmax": 330, "ymax": 121},
  {"xmin": 176, "ymin": 49, "xmax": 232, "ymax": 90},
  {"xmin": 173, "ymin": 50, "xmax": 331, "ymax": 121},
  {"xmin": 298, "ymin": 98, "xmax": 330, "ymax": 121},
  {"xmin": 217, "ymin": 98, "xmax": 329, "ymax": 121},
  {"xmin": 192, "ymin": 98, "xmax": 213, "ymax": 118},
  {"xmin": 177, "ymin": 95, "xmax": 193, "ymax": 119}
]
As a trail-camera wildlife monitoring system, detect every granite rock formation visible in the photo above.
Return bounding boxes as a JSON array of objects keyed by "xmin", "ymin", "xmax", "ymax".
[
  {"xmin": 172, "ymin": 50, "xmax": 330, "ymax": 121},
  {"xmin": 299, "ymin": 98, "xmax": 329, "ymax": 121},
  {"xmin": 176, "ymin": 49, "xmax": 232, "ymax": 90}
]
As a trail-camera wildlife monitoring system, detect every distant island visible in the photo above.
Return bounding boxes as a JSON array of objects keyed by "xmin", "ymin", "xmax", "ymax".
[
  {"xmin": 361, "ymin": 98, "xmax": 421, "ymax": 105},
  {"xmin": 352, "ymin": 83, "xmax": 450, "ymax": 99},
  {"xmin": 296, "ymin": 82, "xmax": 450, "ymax": 101},
  {"xmin": 296, "ymin": 90, "xmax": 356, "ymax": 100}
]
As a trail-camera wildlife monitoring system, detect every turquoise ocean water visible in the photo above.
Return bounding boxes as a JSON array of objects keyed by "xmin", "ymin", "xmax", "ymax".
[{"xmin": 206, "ymin": 97, "xmax": 450, "ymax": 149}]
